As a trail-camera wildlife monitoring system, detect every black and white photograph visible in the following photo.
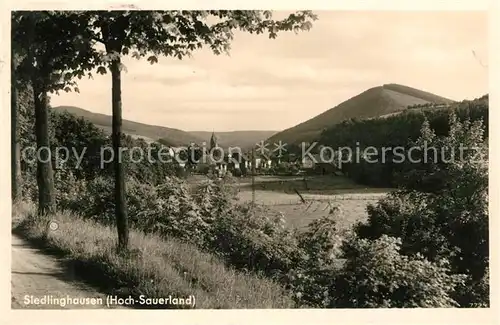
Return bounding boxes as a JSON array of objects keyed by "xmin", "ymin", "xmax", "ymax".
[{"xmin": 3, "ymin": 2, "xmax": 496, "ymax": 323}]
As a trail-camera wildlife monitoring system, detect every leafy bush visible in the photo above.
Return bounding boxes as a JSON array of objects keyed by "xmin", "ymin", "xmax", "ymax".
[
  {"xmin": 68, "ymin": 175, "xmax": 114, "ymax": 223},
  {"xmin": 354, "ymin": 112, "xmax": 489, "ymax": 306},
  {"xmin": 207, "ymin": 203, "xmax": 300, "ymax": 277},
  {"xmin": 53, "ymin": 171, "xmax": 303, "ymax": 280},
  {"xmin": 296, "ymin": 212, "xmax": 346, "ymax": 268},
  {"xmin": 54, "ymin": 169, "xmax": 86, "ymax": 211},
  {"xmin": 151, "ymin": 176, "xmax": 208, "ymax": 246},
  {"xmin": 331, "ymin": 235, "xmax": 465, "ymax": 308},
  {"xmin": 193, "ymin": 175, "xmax": 238, "ymax": 226},
  {"xmin": 20, "ymin": 171, "xmax": 38, "ymax": 203},
  {"xmin": 60, "ymin": 175, "xmax": 209, "ymax": 245},
  {"xmin": 356, "ymin": 191, "xmax": 452, "ymax": 261},
  {"xmin": 285, "ymin": 212, "xmax": 346, "ymax": 307}
]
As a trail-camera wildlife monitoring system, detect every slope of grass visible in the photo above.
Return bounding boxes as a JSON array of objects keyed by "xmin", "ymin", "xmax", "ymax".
[
  {"xmin": 268, "ymin": 83, "xmax": 454, "ymax": 145},
  {"xmin": 12, "ymin": 201, "xmax": 294, "ymax": 309},
  {"xmin": 53, "ymin": 106, "xmax": 203, "ymax": 146}
]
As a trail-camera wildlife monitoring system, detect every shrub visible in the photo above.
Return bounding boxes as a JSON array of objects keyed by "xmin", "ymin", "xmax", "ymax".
[
  {"xmin": 65, "ymin": 175, "xmax": 210, "ymax": 246},
  {"xmin": 193, "ymin": 175, "xmax": 238, "ymax": 226},
  {"xmin": 54, "ymin": 169, "xmax": 87, "ymax": 212},
  {"xmin": 355, "ymin": 192, "xmax": 452, "ymax": 261},
  {"xmin": 207, "ymin": 203, "xmax": 300, "ymax": 278},
  {"xmin": 152, "ymin": 176, "xmax": 208, "ymax": 246},
  {"xmin": 331, "ymin": 235, "xmax": 466, "ymax": 308},
  {"xmin": 355, "ymin": 113, "xmax": 489, "ymax": 306},
  {"xmin": 20, "ymin": 170, "xmax": 38, "ymax": 203},
  {"xmin": 296, "ymin": 211, "xmax": 346, "ymax": 270},
  {"xmin": 285, "ymin": 211, "xmax": 347, "ymax": 307}
]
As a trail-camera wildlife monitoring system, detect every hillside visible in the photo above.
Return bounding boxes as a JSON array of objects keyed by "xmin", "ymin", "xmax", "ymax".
[
  {"xmin": 53, "ymin": 106, "xmax": 204, "ymax": 146},
  {"xmin": 187, "ymin": 131, "xmax": 279, "ymax": 150},
  {"xmin": 267, "ymin": 83, "xmax": 455, "ymax": 145}
]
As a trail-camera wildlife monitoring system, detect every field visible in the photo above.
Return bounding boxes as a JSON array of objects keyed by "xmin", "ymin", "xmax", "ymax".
[
  {"xmin": 236, "ymin": 174, "xmax": 390, "ymax": 195},
  {"xmin": 238, "ymin": 189, "xmax": 386, "ymax": 230},
  {"xmin": 189, "ymin": 174, "xmax": 390, "ymax": 230}
]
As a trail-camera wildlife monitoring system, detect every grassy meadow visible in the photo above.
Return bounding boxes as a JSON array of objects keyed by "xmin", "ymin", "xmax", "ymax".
[
  {"xmin": 233, "ymin": 175, "xmax": 389, "ymax": 230},
  {"xmin": 185, "ymin": 173, "xmax": 389, "ymax": 230}
]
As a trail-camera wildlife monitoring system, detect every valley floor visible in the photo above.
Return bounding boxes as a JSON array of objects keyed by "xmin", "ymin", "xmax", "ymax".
[
  {"xmin": 190, "ymin": 174, "xmax": 390, "ymax": 229},
  {"xmin": 237, "ymin": 189, "xmax": 387, "ymax": 229}
]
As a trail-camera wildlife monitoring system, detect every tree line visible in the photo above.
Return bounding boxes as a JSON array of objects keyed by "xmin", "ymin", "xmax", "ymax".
[{"xmin": 316, "ymin": 96, "xmax": 488, "ymax": 188}]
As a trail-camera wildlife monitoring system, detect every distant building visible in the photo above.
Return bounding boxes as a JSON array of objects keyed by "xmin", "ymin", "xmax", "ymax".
[
  {"xmin": 301, "ymin": 153, "xmax": 338, "ymax": 175},
  {"xmin": 301, "ymin": 154, "xmax": 322, "ymax": 169},
  {"xmin": 207, "ymin": 132, "xmax": 228, "ymax": 176},
  {"xmin": 175, "ymin": 132, "xmax": 277, "ymax": 176},
  {"xmin": 168, "ymin": 147, "xmax": 186, "ymax": 167}
]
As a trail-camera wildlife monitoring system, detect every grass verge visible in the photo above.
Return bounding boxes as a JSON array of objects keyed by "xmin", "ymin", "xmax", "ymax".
[{"xmin": 12, "ymin": 200, "xmax": 294, "ymax": 309}]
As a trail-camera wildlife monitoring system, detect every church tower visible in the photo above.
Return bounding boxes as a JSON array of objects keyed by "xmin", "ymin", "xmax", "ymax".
[{"xmin": 210, "ymin": 131, "xmax": 218, "ymax": 150}]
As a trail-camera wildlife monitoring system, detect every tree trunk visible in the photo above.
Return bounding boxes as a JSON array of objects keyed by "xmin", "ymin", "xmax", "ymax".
[
  {"xmin": 251, "ymin": 149, "xmax": 256, "ymax": 207},
  {"xmin": 110, "ymin": 56, "xmax": 129, "ymax": 251},
  {"xmin": 33, "ymin": 81, "xmax": 55, "ymax": 216},
  {"xmin": 26, "ymin": 12, "xmax": 54, "ymax": 216},
  {"xmin": 11, "ymin": 54, "xmax": 21, "ymax": 202}
]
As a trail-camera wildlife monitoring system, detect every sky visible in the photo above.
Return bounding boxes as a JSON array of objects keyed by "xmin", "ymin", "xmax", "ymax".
[{"xmin": 49, "ymin": 11, "xmax": 489, "ymax": 132}]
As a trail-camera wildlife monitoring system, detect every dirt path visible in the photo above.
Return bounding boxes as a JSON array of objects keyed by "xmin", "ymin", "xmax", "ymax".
[{"xmin": 11, "ymin": 234, "xmax": 122, "ymax": 309}]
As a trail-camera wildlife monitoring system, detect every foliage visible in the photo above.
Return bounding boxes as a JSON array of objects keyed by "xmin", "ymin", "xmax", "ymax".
[
  {"xmin": 51, "ymin": 169, "xmax": 303, "ymax": 280},
  {"xmin": 79, "ymin": 11, "xmax": 317, "ymax": 71},
  {"xmin": 12, "ymin": 11, "xmax": 97, "ymax": 94},
  {"xmin": 50, "ymin": 110, "xmax": 109, "ymax": 179},
  {"xmin": 207, "ymin": 203, "xmax": 300, "ymax": 277},
  {"xmin": 331, "ymin": 235, "xmax": 465, "ymax": 308},
  {"xmin": 18, "ymin": 97, "xmax": 177, "ymax": 186},
  {"xmin": 55, "ymin": 174, "xmax": 207, "ymax": 244},
  {"xmin": 285, "ymin": 212, "xmax": 346, "ymax": 307},
  {"xmin": 354, "ymin": 112, "xmax": 489, "ymax": 306}
]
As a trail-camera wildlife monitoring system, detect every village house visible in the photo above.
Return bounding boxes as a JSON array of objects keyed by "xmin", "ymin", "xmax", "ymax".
[
  {"xmin": 168, "ymin": 147, "xmax": 187, "ymax": 168},
  {"xmin": 302, "ymin": 153, "xmax": 338, "ymax": 175},
  {"xmin": 173, "ymin": 132, "xmax": 277, "ymax": 176}
]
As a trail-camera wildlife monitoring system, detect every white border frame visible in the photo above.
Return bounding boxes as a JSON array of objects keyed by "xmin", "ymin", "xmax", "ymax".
[{"xmin": 0, "ymin": 1, "xmax": 497, "ymax": 324}]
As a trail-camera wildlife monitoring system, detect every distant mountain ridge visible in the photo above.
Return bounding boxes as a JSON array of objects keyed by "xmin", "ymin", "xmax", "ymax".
[
  {"xmin": 267, "ymin": 83, "xmax": 455, "ymax": 145},
  {"xmin": 188, "ymin": 131, "xmax": 279, "ymax": 150},
  {"xmin": 54, "ymin": 84, "xmax": 456, "ymax": 148},
  {"xmin": 53, "ymin": 105, "xmax": 204, "ymax": 146},
  {"xmin": 53, "ymin": 105, "xmax": 278, "ymax": 149}
]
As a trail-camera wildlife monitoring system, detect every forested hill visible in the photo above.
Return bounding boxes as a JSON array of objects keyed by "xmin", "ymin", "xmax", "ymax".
[
  {"xmin": 267, "ymin": 83, "xmax": 455, "ymax": 145},
  {"xmin": 317, "ymin": 94, "xmax": 488, "ymax": 188}
]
